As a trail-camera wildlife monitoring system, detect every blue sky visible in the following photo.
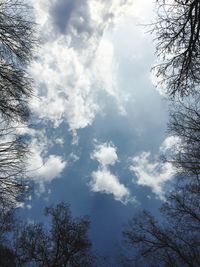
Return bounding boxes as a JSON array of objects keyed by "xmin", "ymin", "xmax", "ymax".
[{"xmin": 19, "ymin": 0, "xmax": 178, "ymax": 264}]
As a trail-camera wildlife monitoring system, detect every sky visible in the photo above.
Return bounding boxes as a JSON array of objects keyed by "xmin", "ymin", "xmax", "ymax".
[{"xmin": 19, "ymin": 0, "xmax": 177, "ymax": 264}]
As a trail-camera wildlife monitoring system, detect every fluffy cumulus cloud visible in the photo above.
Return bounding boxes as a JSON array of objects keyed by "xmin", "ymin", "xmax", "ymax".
[
  {"xmin": 90, "ymin": 141, "xmax": 131, "ymax": 204},
  {"xmin": 91, "ymin": 168, "xmax": 130, "ymax": 203},
  {"xmin": 29, "ymin": 0, "xmax": 136, "ymax": 131},
  {"xmin": 130, "ymin": 152, "xmax": 173, "ymax": 199},
  {"xmin": 130, "ymin": 136, "xmax": 178, "ymax": 199},
  {"xmin": 91, "ymin": 142, "xmax": 118, "ymax": 166},
  {"xmin": 27, "ymin": 130, "xmax": 67, "ymax": 190},
  {"xmin": 29, "ymin": 152, "xmax": 66, "ymax": 183}
]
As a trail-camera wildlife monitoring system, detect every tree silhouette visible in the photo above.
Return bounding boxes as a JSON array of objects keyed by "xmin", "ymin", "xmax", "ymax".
[
  {"xmin": 153, "ymin": 0, "xmax": 200, "ymax": 97},
  {"xmin": 123, "ymin": 177, "xmax": 200, "ymax": 267},
  {"xmin": 0, "ymin": 205, "xmax": 17, "ymax": 267},
  {"xmin": 0, "ymin": 0, "xmax": 36, "ymax": 123},
  {"xmin": 122, "ymin": 73, "xmax": 200, "ymax": 266},
  {"xmin": 0, "ymin": 122, "xmax": 29, "ymax": 208},
  {"xmin": 0, "ymin": 0, "xmax": 36, "ymax": 206},
  {"xmin": 14, "ymin": 202, "xmax": 96, "ymax": 267},
  {"xmin": 122, "ymin": 94, "xmax": 200, "ymax": 266},
  {"xmin": 123, "ymin": 212, "xmax": 200, "ymax": 266},
  {"xmin": 166, "ymin": 96, "xmax": 200, "ymax": 176}
]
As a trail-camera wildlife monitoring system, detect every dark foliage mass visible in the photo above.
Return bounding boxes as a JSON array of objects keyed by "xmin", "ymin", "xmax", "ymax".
[
  {"xmin": 15, "ymin": 203, "xmax": 96, "ymax": 267},
  {"xmin": 0, "ymin": 203, "xmax": 96, "ymax": 267},
  {"xmin": 0, "ymin": 206, "xmax": 16, "ymax": 267},
  {"xmin": 153, "ymin": 0, "xmax": 200, "ymax": 97}
]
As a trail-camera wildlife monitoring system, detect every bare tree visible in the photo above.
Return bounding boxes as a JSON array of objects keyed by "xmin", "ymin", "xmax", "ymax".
[
  {"xmin": 122, "ymin": 94, "xmax": 200, "ymax": 266},
  {"xmin": 0, "ymin": 121, "xmax": 28, "ymax": 208},
  {"xmin": 0, "ymin": 205, "xmax": 15, "ymax": 244},
  {"xmin": 0, "ymin": 0, "xmax": 36, "ymax": 206},
  {"xmin": 161, "ymin": 177, "xmax": 200, "ymax": 232},
  {"xmin": 0, "ymin": 0, "xmax": 36, "ymax": 123},
  {"xmin": 123, "ymin": 180, "xmax": 200, "ymax": 267},
  {"xmin": 14, "ymin": 202, "xmax": 96, "ymax": 267},
  {"xmin": 166, "ymin": 96, "xmax": 200, "ymax": 176},
  {"xmin": 0, "ymin": 205, "xmax": 17, "ymax": 267},
  {"xmin": 153, "ymin": 0, "xmax": 200, "ymax": 97}
]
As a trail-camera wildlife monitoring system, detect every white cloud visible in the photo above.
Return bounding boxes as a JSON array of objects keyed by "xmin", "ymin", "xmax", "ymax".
[
  {"xmin": 129, "ymin": 136, "xmax": 178, "ymax": 199},
  {"xmin": 90, "ymin": 167, "xmax": 130, "ymax": 203},
  {"xmin": 130, "ymin": 152, "xmax": 174, "ymax": 199},
  {"xmin": 68, "ymin": 152, "xmax": 80, "ymax": 163},
  {"xmin": 29, "ymin": 0, "xmax": 137, "ymax": 132},
  {"xmin": 93, "ymin": 38, "xmax": 128, "ymax": 115},
  {"xmin": 29, "ymin": 154, "xmax": 66, "ymax": 182},
  {"xmin": 27, "ymin": 132, "xmax": 67, "ymax": 188},
  {"xmin": 91, "ymin": 142, "xmax": 118, "ymax": 166},
  {"xmin": 160, "ymin": 135, "xmax": 181, "ymax": 154},
  {"xmin": 123, "ymin": 0, "xmax": 154, "ymax": 22},
  {"xmin": 55, "ymin": 137, "xmax": 65, "ymax": 146},
  {"xmin": 90, "ymin": 141, "xmax": 131, "ymax": 204}
]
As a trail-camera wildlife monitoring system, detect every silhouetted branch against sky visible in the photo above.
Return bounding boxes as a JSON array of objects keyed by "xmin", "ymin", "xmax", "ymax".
[
  {"xmin": 0, "ymin": 0, "xmax": 36, "ymax": 207},
  {"xmin": 0, "ymin": 0, "xmax": 36, "ymax": 123},
  {"xmin": 153, "ymin": 0, "xmax": 200, "ymax": 97}
]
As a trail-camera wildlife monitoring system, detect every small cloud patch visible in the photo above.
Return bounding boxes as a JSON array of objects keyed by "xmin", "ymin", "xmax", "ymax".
[
  {"xmin": 90, "ymin": 141, "xmax": 132, "ymax": 204},
  {"xmin": 129, "ymin": 136, "xmax": 178, "ymax": 199}
]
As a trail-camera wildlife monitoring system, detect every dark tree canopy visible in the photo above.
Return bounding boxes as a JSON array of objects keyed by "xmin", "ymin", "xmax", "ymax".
[
  {"xmin": 123, "ymin": 205, "xmax": 200, "ymax": 267},
  {"xmin": 0, "ymin": 245, "xmax": 16, "ymax": 267},
  {"xmin": 153, "ymin": 0, "xmax": 200, "ymax": 97},
  {"xmin": 14, "ymin": 202, "xmax": 96, "ymax": 267},
  {"xmin": 0, "ymin": 205, "xmax": 15, "ymax": 244},
  {"xmin": 0, "ymin": 206, "xmax": 17, "ymax": 267},
  {"xmin": 123, "ymin": 172, "xmax": 200, "ymax": 266}
]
